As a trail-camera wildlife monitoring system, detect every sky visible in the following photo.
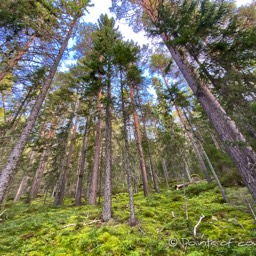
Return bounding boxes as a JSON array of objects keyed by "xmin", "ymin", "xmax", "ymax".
[{"xmin": 82, "ymin": 0, "xmax": 253, "ymax": 46}]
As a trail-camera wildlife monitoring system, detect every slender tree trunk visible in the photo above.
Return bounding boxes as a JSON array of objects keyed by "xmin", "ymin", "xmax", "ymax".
[
  {"xmin": 0, "ymin": 34, "xmax": 36, "ymax": 82},
  {"xmin": 54, "ymin": 111, "xmax": 79, "ymax": 206},
  {"xmin": 184, "ymin": 160, "xmax": 192, "ymax": 183},
  {"xmin": 141, "ymin": 114, "xmax": 160, "ymax": 192},
  {"xmin": 120, "ymin": 71, "xmax": 137, "ymax": 226},
  {"xmin": 102, "ymin": 78, "xmax": 112, "ymax": 222},
  {"xmin": 200, "ymin": 142, "xmax": 228, "ymax": 202},
  {"xmin": 141, "ymin": 0, "xmax": 256, "ymax": 200},
  {"xmin": 136, "ymin": 90, "xmax": 160, "ymax": 193},
  {"xmin": 27, "ymin": 150, "xmax": 48, "ymax": 203},
  {"xmin": 176, "ymin": 105, "xmax": 212, "ymax": 182},
  {"xmin": 98, "ymin": 138, "xmax": 105, "ymax": 204},
  {"xmin": 129, "ymin": 84, "xmax": 149, "ymax": 197},
  {"xmin": 0, "ymin": 17, "xmax": 80, "ymax": 204},
  {"xmin": 161, "ymin": 158, "xmax": 169, "ymax": 189},
  {"xmin": 75, "ymin": 116, "xmax": 90, "ymax": 206},
  {"xmin": 210, "ymin": 132, "xmax": 222, "ymax": 151},
  {"xmin": 89, "ymin": 89, "xmax": 102, "ymax": 205},
  {"xmin": 14, "ymin": 175, "xmax": 29, "ymax": 202}
]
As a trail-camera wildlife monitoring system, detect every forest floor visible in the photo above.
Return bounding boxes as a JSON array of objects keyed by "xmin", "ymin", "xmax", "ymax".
[{"xmin": 0, "ymin": 181, "xmax": 255, "ymax": 256}]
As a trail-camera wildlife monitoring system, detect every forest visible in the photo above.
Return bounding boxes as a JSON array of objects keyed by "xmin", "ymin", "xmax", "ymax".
[{"xmin": 0, "ymin": 0, "xmax": 256, "ymax": 255}]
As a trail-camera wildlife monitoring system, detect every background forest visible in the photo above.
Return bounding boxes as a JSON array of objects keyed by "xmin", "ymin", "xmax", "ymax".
[{"xmin": 0, "ymin": 0, "xmax": 256, "ymax": 255}]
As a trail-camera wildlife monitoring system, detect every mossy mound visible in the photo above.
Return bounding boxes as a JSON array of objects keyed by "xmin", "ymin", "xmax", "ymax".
[{"xmin": 0, "ymin": 183, "xmax": 255, "ymax": 255}]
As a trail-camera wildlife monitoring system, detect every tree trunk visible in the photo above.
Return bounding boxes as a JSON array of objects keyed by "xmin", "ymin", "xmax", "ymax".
[
  {"xmin": 161, "ymin": 158, "xmax": 169, "ymax": 189},
  {"xmin": 200, "ymin": 142, "xmax": 228, "ymax": 203},
  {"xmin": 75, "ymin": 116, "xmax": 90, "ymax": 206},
  {"xmin": 176, "ymin": 105, "xmax": 212, "ymax": 183},
  {"xmin": 210, "ymin": 131, "xmax": 222, "ymax": 151},
  {"xmin": 141, "ymin": 0, "xmax": 256, "ymax": 200},
  {"xmin": 184, "ymin": 160, "xmax": 192, "ymax": 183},
  {"xmin": 0, "ymin": 16, "xmax": 80, "ymax": 204},
  {"xmin": 129, "ymin": 84, "xmax": 149, "ymax": 197},
  {"xmin": 102, "ymin": 79, "xmax": 112, "ymax": 222},
  {"xmin": 141, "ymin": 113, "xmax": 160, "ymax": 193},
  {"xmin": 89, "ymin": 89, "xmax": 102, "ymax": 205},
  {"xmin": 54, "ymin": 110, "xmax": 79, "ymax": 206},
  {"xmin": 120, "ymin": 71, "xmax": 137, "ymax": 226},
  {"xmin": 0, "ymin": 34, "xmax": 36, "ymax": 82},
  {"xmin": 136, "ymin": 90, "xmax": 160, "ymax": 193},
  {"xmin": 14, "ymin": 175, "xmax": 29, "ymax": 202},
  {"xmin": 27, "ymin": 150, "xmax": 48, "ymax": 203}
]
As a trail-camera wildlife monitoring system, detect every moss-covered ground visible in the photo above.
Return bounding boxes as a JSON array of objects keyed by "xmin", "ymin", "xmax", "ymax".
[{"xmin": 0, "ymin": 182, "xmax": 255, "ymax": 256}]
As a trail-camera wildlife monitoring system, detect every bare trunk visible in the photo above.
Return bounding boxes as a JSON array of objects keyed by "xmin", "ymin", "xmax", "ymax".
[
  {"xmin": 102, "ymin": 79, "xmax": 112, "ymax": 222},
  {"xmin": 0, "ymin": 34, "xmax": 36, "ymax": 82},
  {"xmin": 210, "ymin": 131, "xmax": 222, "ymax": 151},
  {"xmin": 75, "ymin": 116, "xmax": 90, "ymax": 206},
  {"xmin": 14, "ymin": 175, "xmax": 29, "ymax": 202},
  {"xmin": 161, "ymin": 158, "xmax": 169, "ymax": 189},
  {"xmin": 54, "ymin": 111, "xmax": 79, "ymax": 206},
  {"xmin": 200, "ymin": 142, "xmax": 228, "ymax": 203},
  {"xmin": 142, "ymin": 0, "xmax": 256, "ymax": 200},
  {"xmin": 89, "ymin": 90, "xmax": 102, "ymax": 205},
  {"xmin": 136, "ymin": 90, "xmax": 159, "ymax": 193},
  {"xmin": 0, "ymin": 17, "xmax": 79, "ymax": 204},
  {"xmin": 184, "ymin": 160, "xmax": 192, "ymax": 183},
  {"xmin": 120, "ymin": 71, "xmax": 137, "ymax": 226},
  {"xmin": 129, "ymin": 84, "xmax": 149, "ymax": 197},
  {"xmin": 27, "ymin": 150, "xmax": 48, "ymax": 202},
  {"xmin": 142, "ymin": 116, "xmax": 160, "ymax": 193},
  {"xmin": 98, "ymin": 138, "xmax": 105, "ymax": 204}
]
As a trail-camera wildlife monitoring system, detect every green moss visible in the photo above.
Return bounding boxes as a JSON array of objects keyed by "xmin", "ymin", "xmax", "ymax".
[{"xmin": 0, "ymin": 185, "xmax": 255, "ymax": 256}]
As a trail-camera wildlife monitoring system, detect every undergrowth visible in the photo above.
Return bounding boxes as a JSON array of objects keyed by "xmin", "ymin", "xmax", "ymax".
[{"xmin": 0, "ymin": 182, "xmax": 255, "ymax": 255}]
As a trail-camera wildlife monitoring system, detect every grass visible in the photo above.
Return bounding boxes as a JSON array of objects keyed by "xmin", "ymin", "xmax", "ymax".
[{"xmin": 0, "ymin": 181, "xmax": 255, "ymax": 255}]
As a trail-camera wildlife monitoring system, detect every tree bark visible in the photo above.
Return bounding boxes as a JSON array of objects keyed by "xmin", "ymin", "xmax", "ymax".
[
  {"xmin": 27, "ymin": 150, "xmax": 48, "ymax": 203},
  {"xmin": 161, "ymin": 158, "xmax": 169, "ymax": 189},
  {"xmin": 75, "ymin": 116, "xmax": 90, "ymax": 206},
  {"xmin": 102, "ymin": 79, "xmax": 112, "ymax": 222},
  {"xmin": 140, "ymin": 109, "xmax": 160, "ymax": 193},
  {"xmin": 140, "ymin": 0, "xmax": 256, "ymax": 200},
  {"xmin": 135, "ymin": 89, "xmax": 159, "ymax": 193},
  {"xmin": 89, "ymin": 89, "xmax": 102, "ymax": 205},
  {"xmin": 0, "ymin": 34, "xmax": 36, "ymax": 82},
  {"xmin": 129, "ymin": 84, "xmax": 149, "ymax": 197},
  {"xmin": 0, "ymin": 16, "xmax": 80, "ymax": 204},
  {"xmin": 54, "ymin": 110, "xmax": 79, "ymax": 206},
  {"xmin": 120, "ymin": 71, "xmax": 137, "ymax": 226}
]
